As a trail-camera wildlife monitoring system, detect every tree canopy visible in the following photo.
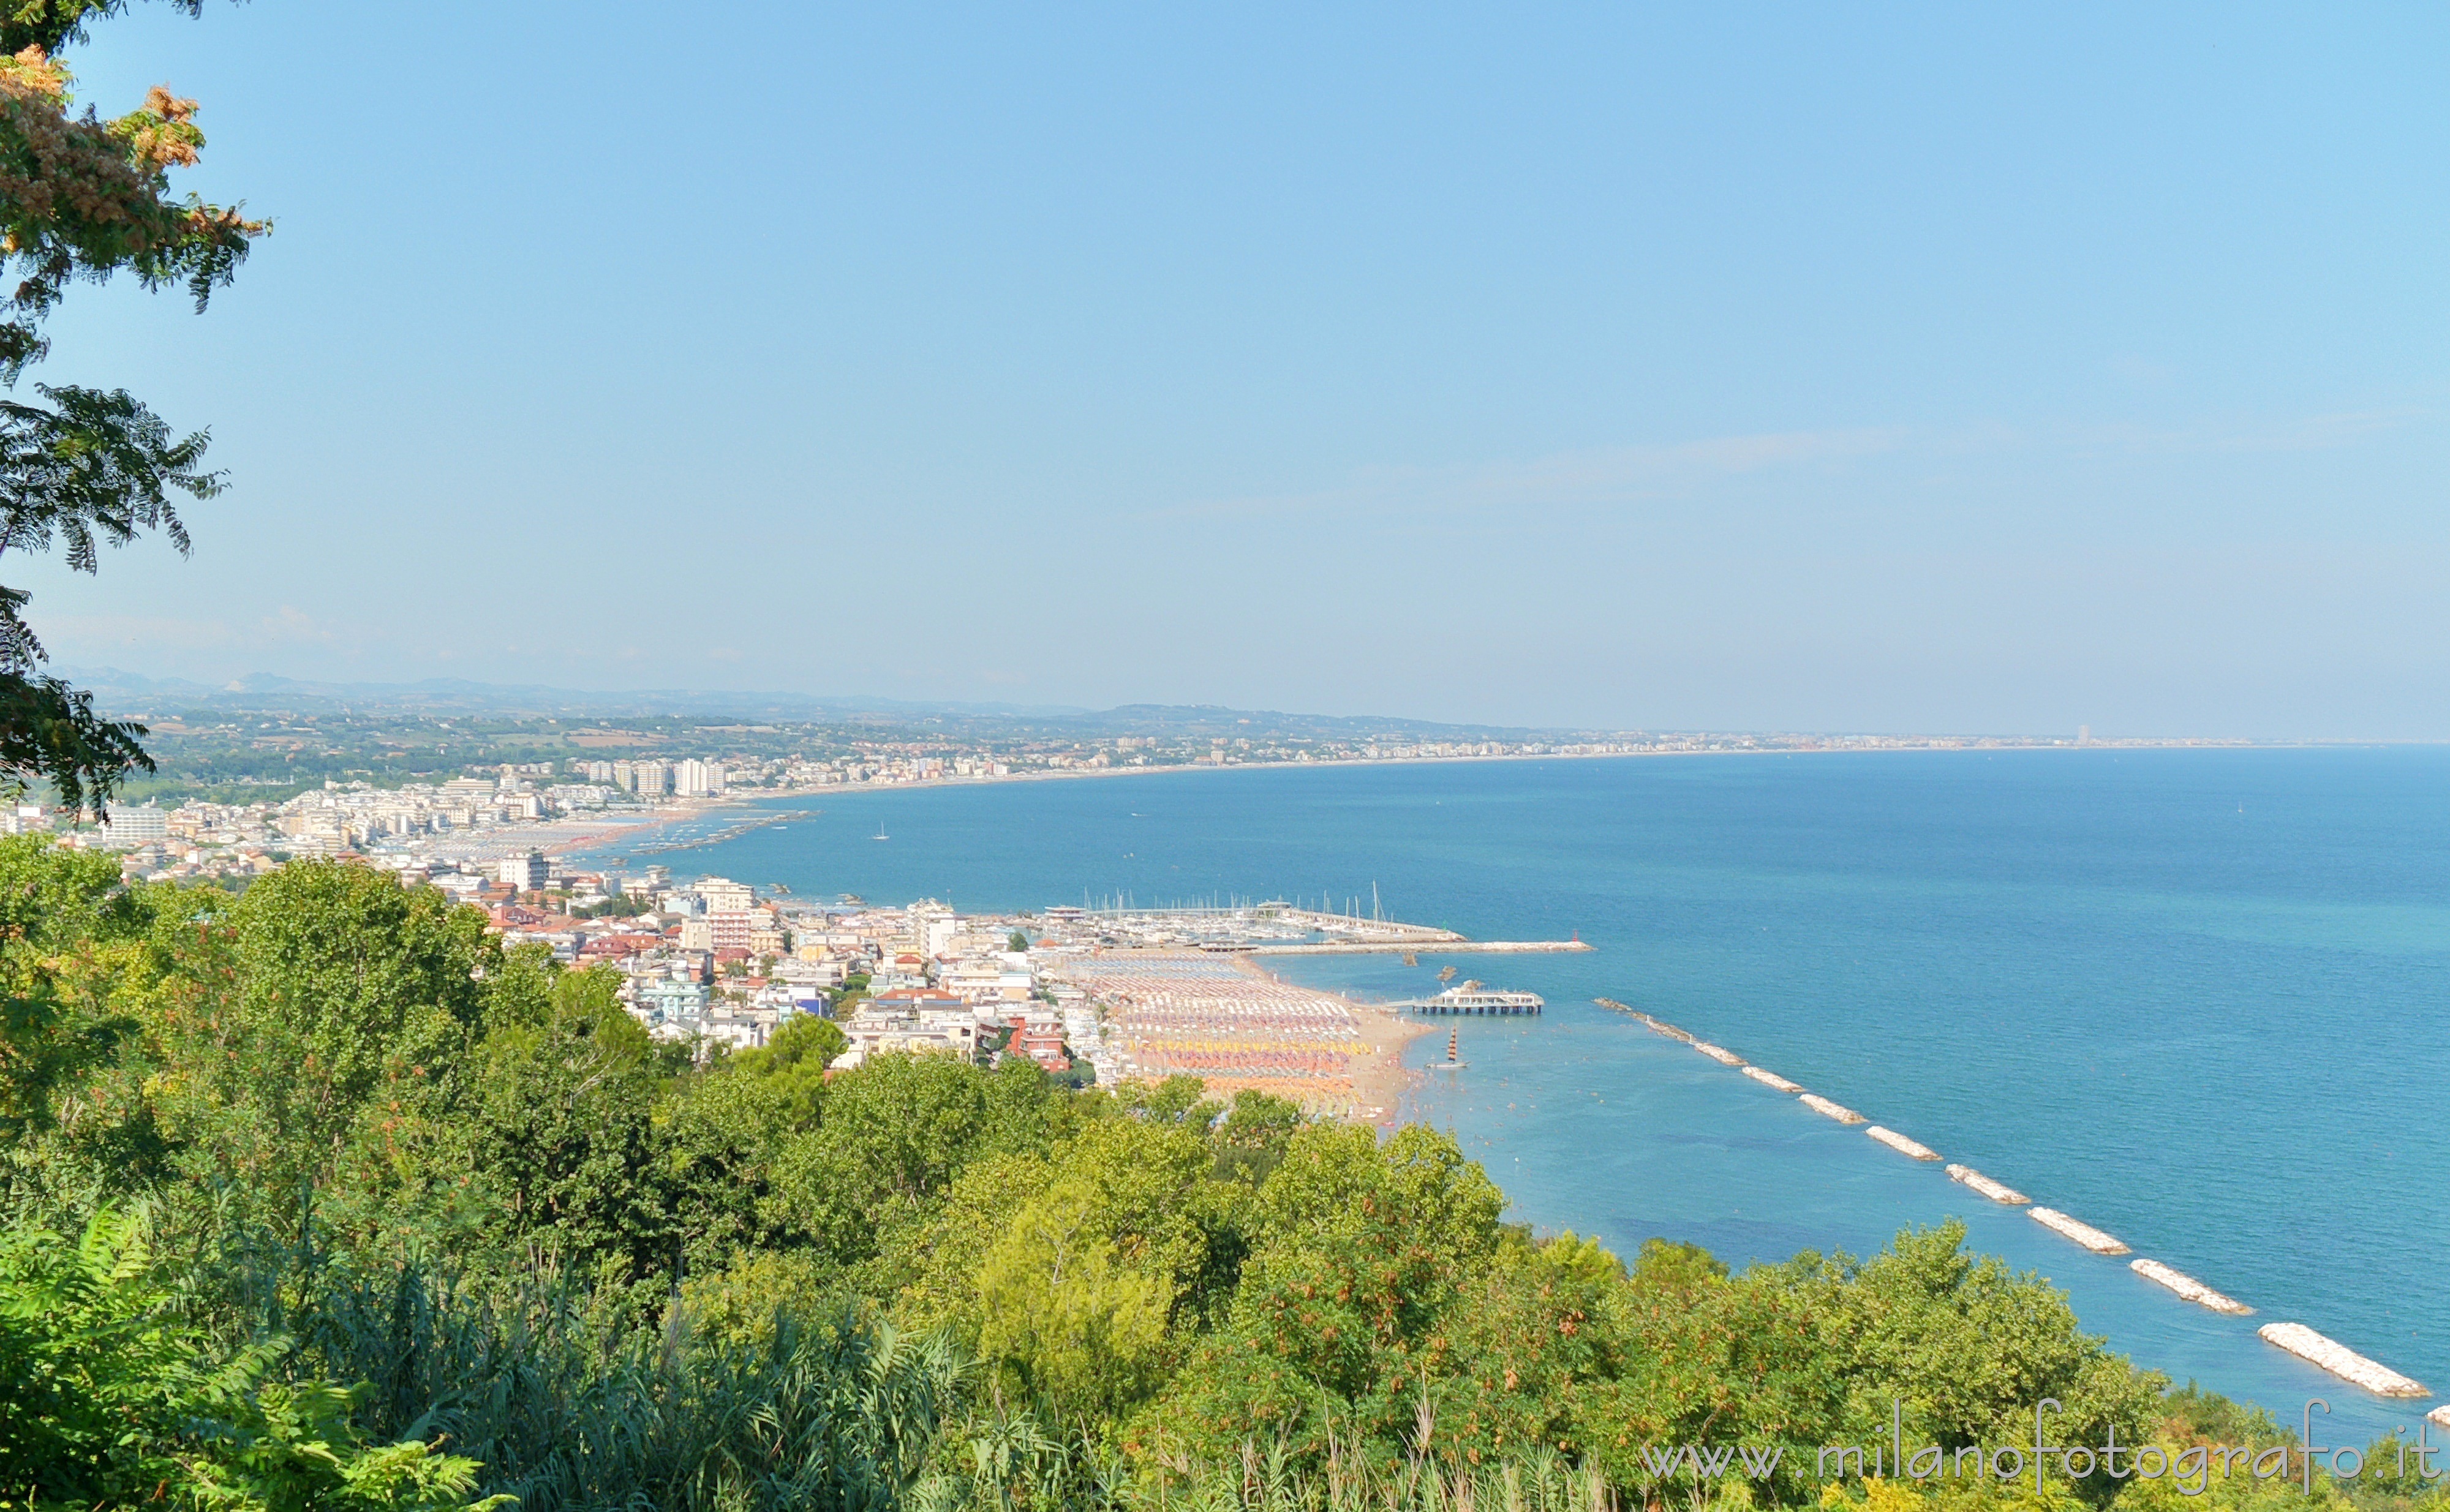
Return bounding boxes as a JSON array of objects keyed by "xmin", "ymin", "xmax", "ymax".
[{"xmin": 0, "ymin": 1, "xmax": 262, "ymax": 814}]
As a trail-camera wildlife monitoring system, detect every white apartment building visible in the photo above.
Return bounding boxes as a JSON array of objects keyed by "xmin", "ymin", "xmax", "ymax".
[{"xmin": 496, "ymin": 849, "xmax": 548, "ymax": 890}]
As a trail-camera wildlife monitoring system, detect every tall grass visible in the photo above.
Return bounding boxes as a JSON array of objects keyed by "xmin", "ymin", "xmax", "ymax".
[
  {"xmin": 211, "ymin": 1238, "xmax": 965, "ymax": 1512},
  {"xmin": 1129, "ymin": 1443, "xmax": 1614, "ymax": 1512}
]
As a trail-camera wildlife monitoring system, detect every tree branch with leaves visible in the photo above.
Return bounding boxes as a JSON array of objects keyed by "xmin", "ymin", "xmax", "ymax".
[{"xmin": 0, "ymin": 2, "xmax": 262, "ymax": 815}]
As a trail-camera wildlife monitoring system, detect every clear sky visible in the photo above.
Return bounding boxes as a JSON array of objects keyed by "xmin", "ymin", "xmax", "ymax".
[{"xmin": 20, "ymin": 2, "xmax": 2449, "ymax": 735}]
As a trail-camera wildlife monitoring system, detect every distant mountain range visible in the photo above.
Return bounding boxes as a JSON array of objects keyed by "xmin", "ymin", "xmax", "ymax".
[{"xmin": 58, "ymin": 666, "xmax": 1596, "ymax": 742}]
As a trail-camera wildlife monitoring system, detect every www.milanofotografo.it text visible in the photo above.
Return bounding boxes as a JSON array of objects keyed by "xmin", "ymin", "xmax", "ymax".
[{"xmin": 1635, "ymin": 1400, "xmax": 2444, "ymax": 1497}]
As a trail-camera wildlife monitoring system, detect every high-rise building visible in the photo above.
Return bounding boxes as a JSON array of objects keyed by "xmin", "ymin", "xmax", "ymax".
[
  {"xmin": 631, "ymin": 761, "xmax": 671, "ymax": 797},
  {"xmin": 95, "ymin": 805, "xmax": 168, "ymax": 848},
  {"xmin": 496, "ymin": 849, "xmax": 548, "ymax": 891}
]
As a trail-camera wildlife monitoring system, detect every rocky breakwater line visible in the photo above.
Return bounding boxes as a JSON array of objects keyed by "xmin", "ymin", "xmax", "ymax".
[
  {"xmin": 1945, "ymin": 1164, "xmax": 2030, "ymax": 1205},
  {"xmin": 1866, "ymin": 1126, "xmax": 1942, "ymax": 1161},
  {"xmin": 2130, "ymin": 1259, "xmax": 2252, "ymax": 1316},
  {"xmin": 1588, "ymin": 992, "xmax": 2438, "ymax": 1410},
  {"xmin": 2030, "ymin": 1207, "xmax": 2132, "ymax": 1255},
  {"xmin": 2257, "ymin": 1323, "xmax": 2427, "ymax": 1397}
]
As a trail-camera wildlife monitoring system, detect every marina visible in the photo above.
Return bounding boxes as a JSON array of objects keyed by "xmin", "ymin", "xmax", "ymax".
[{"xmin": 1045, "ymin": 901, "xmax": 1591, "ymax": 957}]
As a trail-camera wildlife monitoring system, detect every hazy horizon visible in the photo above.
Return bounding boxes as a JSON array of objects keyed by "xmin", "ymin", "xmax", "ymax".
[{"xmin": 17, "ymin": 4, "xmax": 2446, "ymax": 739}]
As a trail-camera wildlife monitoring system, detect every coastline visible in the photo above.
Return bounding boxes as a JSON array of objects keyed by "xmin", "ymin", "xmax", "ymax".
[
  {"xmin": 545, "ymin": 797, "xmax": 744, "ymax": 859},
  {"xmin": 640, "ymin": 737, "xmax": 2373, "ymax": 824},
  {"xmin": 1348, "ymin": 987, "xmax": 1433, "ymax": 1126},
  {"xmin": 1242, "ymin": 955, "xmax": 1431, "ymax": 1127}
]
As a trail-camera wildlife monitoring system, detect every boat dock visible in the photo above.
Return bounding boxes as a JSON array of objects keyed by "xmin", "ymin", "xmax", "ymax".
[{"xmin": 1386, "ymin": 982, "xmax": 1545, "ymax": 1015}]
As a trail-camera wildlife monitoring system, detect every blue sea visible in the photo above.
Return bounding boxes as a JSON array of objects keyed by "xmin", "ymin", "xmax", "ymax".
[{"xmin": 588, "ymin": 749, "xmax": 2450, "ymax": 1441}]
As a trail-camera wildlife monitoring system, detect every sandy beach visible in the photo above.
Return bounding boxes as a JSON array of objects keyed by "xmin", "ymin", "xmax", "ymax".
[{"xmin": 1338, "ymin": 976, "xmax": 1434, "ymax": 1126}]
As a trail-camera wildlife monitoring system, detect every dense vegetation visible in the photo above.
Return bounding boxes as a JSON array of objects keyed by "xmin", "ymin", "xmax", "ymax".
[{"xmin": 2, "ymin": 844, "xmax": 2444, "ymax": 1511}]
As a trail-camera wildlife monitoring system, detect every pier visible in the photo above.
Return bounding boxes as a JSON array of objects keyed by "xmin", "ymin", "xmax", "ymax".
[
  {"xmin": 1385, "ymin": 983, "xmax": 1545, "ymax": 1015},
  {"xmin": 1059, "ymin": 901, "xmax": 1590, "ymax": 955},
  {"xmin": 1246, "ymin": 939, "xmax": 1592, "ymax": 956}
]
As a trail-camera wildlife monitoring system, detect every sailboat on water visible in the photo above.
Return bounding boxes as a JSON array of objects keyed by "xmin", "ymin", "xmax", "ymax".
[{"xmin": 1431, "ymin": 1028, "xmax": 1466, "ymax": 1071}]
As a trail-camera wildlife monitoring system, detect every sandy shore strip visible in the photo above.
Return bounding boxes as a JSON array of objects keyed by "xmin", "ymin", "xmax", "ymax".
[
  {"xmin": 2030, "ymin": 1206, "xmax": 2131, "ymax": 1255},
  {"xmin": 2131, "ymin": 1258, "xmax": 2252, "ymax": 1315},
  {"xmin": 541, "ymin": 798, "xmax": 736, "ymax": 859},
  {"xmin": 2258, "ymin": 1323, "xmax": 2427, "ymax": 1397},
  {"xmin": 1945, "ymin": 1164, "xmax": 2030, "ymax": 1204},
  {"xmin": 1343, "ymin": 980, "xmax": 1434, "ymax": 1126},
  {"xmin": 1060, "ymin": 950, "xmax": 1428, "ymax": 1126},
  {"xmin": 1866, "ymin": 1126, "xmax": 1942, "ymax": 1160}
]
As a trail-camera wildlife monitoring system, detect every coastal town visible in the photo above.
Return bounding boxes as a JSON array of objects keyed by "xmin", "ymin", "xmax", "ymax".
[{"xmin": 37, "ymin": 694, "xmax": 2258, "ymax": 892}]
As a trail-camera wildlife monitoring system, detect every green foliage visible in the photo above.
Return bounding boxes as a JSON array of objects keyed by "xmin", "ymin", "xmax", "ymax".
[
  {"xmin": 0, "ymin": 833, "xmax": 149, "ymax": 1141},
  {"xmin": 0, "ymin": 860, "xmax": 2378, "ymax": 1512},
  {"xmin": 231, "ymin": 862, "xmax": 492, "ymax": 1149},
  {"xmin": 0, "ymin": 1208, "xmax": 497, "ymax": 1512},
  {"xmin": 0, "ymin": 15, "xmax": 263, "ymax": 812}
]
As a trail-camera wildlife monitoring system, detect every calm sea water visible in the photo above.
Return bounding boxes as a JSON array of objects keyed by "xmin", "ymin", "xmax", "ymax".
[{"xmin": 595, "ymin": 750, "xmax": 2450, "ymax": 1440}]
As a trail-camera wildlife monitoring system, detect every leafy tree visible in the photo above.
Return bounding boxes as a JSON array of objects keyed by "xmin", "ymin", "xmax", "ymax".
[
  {"xmin": 976, "ymin": 1180, "xmax": 1174, "ymax": 1432},
  {"xmin": 228, "ymin": 862, "xmax": 493, "ymax": 1160},
  {"xmin": 1822, "ymin": 1221, "xmax": 2163, "ymax": 1465},
  {"xmin": 464, "ymin": 956, "xmax": 672, "ymax": 1300},
  {"xmin": 0, "ymin": 833, "xmax": 149, "ymax": 1140},
  {"xmin": 768, "ymin": 1051, "xmax": 1000, "ymax": 1265},
  {"xmin": 0, "ymin": 11, "xmax": 264, "ymax": 813}
]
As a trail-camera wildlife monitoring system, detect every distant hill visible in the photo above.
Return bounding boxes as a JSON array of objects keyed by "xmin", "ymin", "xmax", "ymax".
[{"xmin": 58, "ymin": 667, "xmax": 1614, "ymax": 742}]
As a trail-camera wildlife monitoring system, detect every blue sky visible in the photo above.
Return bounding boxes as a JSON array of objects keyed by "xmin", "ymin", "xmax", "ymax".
[{"xmin": 19, "ymin": 2, "xmax": 2450, "ymax": 735}]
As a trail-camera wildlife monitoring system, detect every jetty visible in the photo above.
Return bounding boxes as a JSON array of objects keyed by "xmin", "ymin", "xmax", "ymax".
[
  {"xmin": 2258, "ymin": 1323, "xmax": 2427, "ymax": 1397},
  {"xmin": 1050, "ymin": 901, "xmax": 1592, "ymax": 956},
  {"xmin": 1387, "ymin": 982, "xmax": 1545, "ymax": 1015},
  {"xmin": 1691, "ymin": 1040, "xmax": 1744, "ymax": 1066},
  {"xmin": 627, "ymin": 808, "xmax": 813, "ymax": 857},
  {"xmin": 2131, "ymin": 1259, "xmax": 2252, "ymax": 1316},
  {"xmin": 1249, "ymin": 939, "xmax": 1591, "ymax": 955},
  {"xmin": 1593, "ymin": 999, "xmax": 1697, "ymax": 1042},
  {"xmin": 1866, "ymin": 1126, "xmax": 1942, "ymax": 1161},
  {"xmin": 1742, "ymin": 1066, "xmax": 1804, "ymax": 1093},
  {"xmin": 1944, "ymin": 1165, "xmax": 2030, "ymax": 1205},
  {"xmin": 1800, "ymin": 1093, "xmax": 1866, "ymax": 1125},
  {"xmin": 2030, "ymin": 1207, "xmax": 2130, "ymax": 1255}
]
